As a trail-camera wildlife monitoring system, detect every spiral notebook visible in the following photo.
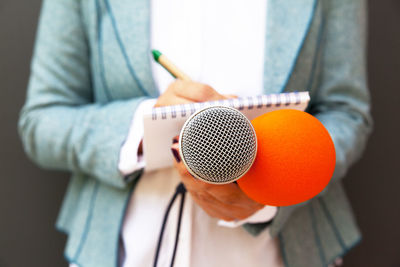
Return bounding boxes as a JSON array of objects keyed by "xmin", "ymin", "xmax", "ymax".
[{"xmin": 143, "ymin": 91, "xmax": 310, "ymax": 171}]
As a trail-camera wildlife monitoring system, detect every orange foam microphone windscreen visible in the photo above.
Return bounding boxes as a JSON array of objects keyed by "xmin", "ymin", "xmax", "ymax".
[{"xmin": 237, "ymin": 109, "xmax": 336, "ymax": 206}]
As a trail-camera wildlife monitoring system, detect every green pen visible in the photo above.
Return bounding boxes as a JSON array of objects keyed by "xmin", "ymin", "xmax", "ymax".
[{"xmin": 152, "ymin": 50, "xmax": 192, "ymax": 81}]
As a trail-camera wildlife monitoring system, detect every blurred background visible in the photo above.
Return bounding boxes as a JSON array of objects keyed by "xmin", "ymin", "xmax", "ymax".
[{"xmin": 0, "ymin": 1, "xmax": 399, "ymax": 266}]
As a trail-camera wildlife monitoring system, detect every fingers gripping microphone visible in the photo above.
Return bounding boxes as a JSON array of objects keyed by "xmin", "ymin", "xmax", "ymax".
[
  {"xmin": 179, "ymin": 107, "xmax": 336, "ymax": 206},
  {"xmin": 179, "ymin": 106, "xmax": 257, "ymax": 184}
]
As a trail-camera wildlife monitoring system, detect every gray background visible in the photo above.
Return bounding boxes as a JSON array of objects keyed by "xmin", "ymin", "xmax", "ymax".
[{"xmin": 0, "ymin": 1, "xmax": 399, "ymax": 266}]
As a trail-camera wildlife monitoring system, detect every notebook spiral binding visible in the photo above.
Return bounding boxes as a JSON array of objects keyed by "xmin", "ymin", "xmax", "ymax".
[{"xmin": 151, "ymin": 92, "xmax": 308, "ymax": 120}]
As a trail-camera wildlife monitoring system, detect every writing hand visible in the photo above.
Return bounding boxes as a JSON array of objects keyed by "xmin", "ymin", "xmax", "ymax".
[{"xmin": 154, "ymin": 80, "xmax": 234, "ymax": 107}]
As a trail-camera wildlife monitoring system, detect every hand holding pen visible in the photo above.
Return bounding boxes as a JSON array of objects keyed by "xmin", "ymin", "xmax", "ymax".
[{"xmin": 151, "ymin": 50, "xmax": 236, "ymax": 108}]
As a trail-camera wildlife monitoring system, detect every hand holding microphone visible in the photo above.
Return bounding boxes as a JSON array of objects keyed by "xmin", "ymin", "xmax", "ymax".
[{"xmin": 171, "ymin": 140, "xmax": 264, "ymax": 222}]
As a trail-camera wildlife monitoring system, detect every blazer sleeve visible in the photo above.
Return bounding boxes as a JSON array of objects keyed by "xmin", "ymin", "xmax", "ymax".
[
  {"xmin": 309, "ymin": 0, "xmax": 373, "ymax": 183},
  {"xmin": 18, "ymin": 0, "xmax": 147, "ymax": 189},
  {"xmin": 245, "ymin": 0, "xmax": 373, "ymax": 237}
]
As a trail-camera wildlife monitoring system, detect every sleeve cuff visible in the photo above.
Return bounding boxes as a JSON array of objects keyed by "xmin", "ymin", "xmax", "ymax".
[
  {"xmin": 217, "ymin": 205, "xmax": 278, "ymax": 228},
  {"xmin": 118, "ymin": 98, "xmax": 157, "ymax": 176}
]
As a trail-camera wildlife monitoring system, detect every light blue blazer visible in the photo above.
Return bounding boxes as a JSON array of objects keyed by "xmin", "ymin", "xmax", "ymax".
[{"xmin": 19, "ymin": 0, "xmax": 372, "ymax": 266}]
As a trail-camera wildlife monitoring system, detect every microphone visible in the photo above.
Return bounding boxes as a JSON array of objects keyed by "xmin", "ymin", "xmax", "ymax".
[
  {"xmin": 179, "ymin": 106, "xmax": 257, "ymax": 184},
  {"xmin": 178, "ymin": 106, "xmax": 335, "ymax": 206}
]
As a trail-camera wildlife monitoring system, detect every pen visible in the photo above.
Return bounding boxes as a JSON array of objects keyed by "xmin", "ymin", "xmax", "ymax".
[{"xmin": 152, "ymin": 50, "xmax": 192, "ymax": 81}]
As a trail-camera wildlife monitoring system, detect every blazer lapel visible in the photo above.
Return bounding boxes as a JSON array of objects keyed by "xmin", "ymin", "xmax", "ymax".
[
  {"xmin": 263, "ymin": 0, "xmax": 317, "ymax": 94},
  {"xmin": 105, "ymin": 0, "xmax": 159, "ymax": 97}
]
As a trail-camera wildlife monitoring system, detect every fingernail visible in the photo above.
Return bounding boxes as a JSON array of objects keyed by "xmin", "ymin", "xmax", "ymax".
[
  {"xmin": 171, "ymin": 148, "xmax": 181, "ymax": 162},
  {"xmin": 172, "ymin": 137, "xmax": 179, "ymax": 144}
]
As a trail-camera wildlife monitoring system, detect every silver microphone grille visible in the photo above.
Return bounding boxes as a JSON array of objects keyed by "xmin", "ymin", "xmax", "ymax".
[{"xmin": 179, "ymin": 106, "xmax": 257, "ymax": 184}]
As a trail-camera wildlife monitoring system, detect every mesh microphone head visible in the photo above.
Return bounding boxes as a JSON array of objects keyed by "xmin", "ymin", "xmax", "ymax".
[{"xmin": 179, "ymin": 106, "xmax": 257, "ymax": 184}]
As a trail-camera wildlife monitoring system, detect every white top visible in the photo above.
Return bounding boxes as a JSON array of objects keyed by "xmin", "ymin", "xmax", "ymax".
[
  {"xmin": 121, "ymin": 169, "xmax": 282, "ymax": 267},
  {"xmin": 118, "ymin": 0, "xmax": 282, "ymax": 266}
]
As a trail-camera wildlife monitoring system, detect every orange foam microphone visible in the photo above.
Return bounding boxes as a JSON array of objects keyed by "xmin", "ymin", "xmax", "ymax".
[{"xmin": 237, "ymin": 109, "xmax": 336, "ymax": 206}]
